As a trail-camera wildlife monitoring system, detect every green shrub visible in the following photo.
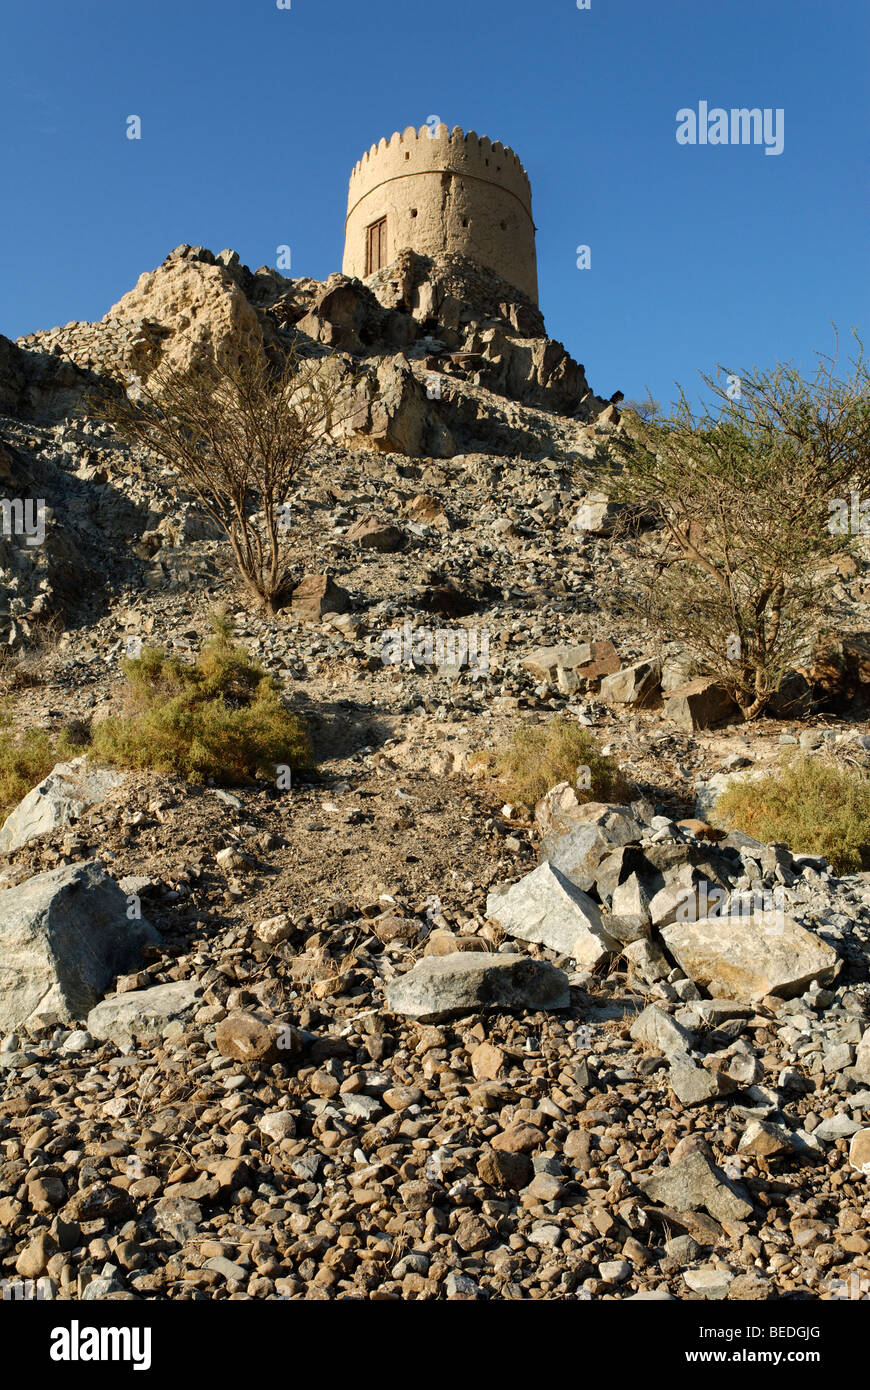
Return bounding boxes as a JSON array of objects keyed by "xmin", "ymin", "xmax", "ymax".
[
  {"xmin": 88, "ymin": 618, "xmax": 310, "ymax": 784},
  {"xmin": 713, "ymin": 755, "xmax": 870, "ymax": 874},
  {"xmin": 0, "ymin": 712, "xmax": 85, "ymax": 818},
  {"xmin": 482, "ymin": 715, "xmax": 628, "ymax": 812}
]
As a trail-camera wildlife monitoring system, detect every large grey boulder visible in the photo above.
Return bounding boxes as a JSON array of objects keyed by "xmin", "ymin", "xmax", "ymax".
[
  {"xmin": 629, "ymin": 1003, "xmax": 696, "ymax": 1059},
  {"xmin": 661, "ymin": 912, "xmax": 839, "ymax": 1002},
  {"xmin": 0, "ymin": 860, "xmax": 159, "ymax": 1030},
  {"xmin": 636, "ymin": 1148, "xmax": 753, "ymax": 1222},
  {"xmin": 0, "ymin": 757, "xmax": 125, "ymax": 853},
  {"xmin": 486, "ymin": 861, "xmax": 618, "ymax": 970},
  {"xmin": 386, "ymin": 952, "xmax": 570, "ymax": 1022},
  {"xmin": 540, "ymin": 802, "xmax": 642, "ymax": 892},
  {"xmin": 540, "ymin": 822, "xmax": 607, "ymax": 892},
  {"xmin": 87, "ymin": 981, "xmax": 201, "ymax": 1045}
]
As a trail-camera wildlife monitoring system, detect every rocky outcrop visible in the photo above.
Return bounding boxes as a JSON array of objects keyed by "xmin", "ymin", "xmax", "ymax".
[
  {"xmin": 0, "ymin": 860, "xmax": 159, "ymax": 1031},
  {"xmin": 106, "ymin": 246, "xmax": 265, "ymax": 376},
  {"xmin": 0, "ymin": 335, "xmax": 103, "ymax": 423},
  {"xmin": 0, "ymin": 757, "xmax": 125, "ymax": 853},
  {"xmin": 14, "ymin": 244, "xmax": 611, "ymax": 458},
  {"xmin": 17, "ymin": 245, "xmax": 264, "ymax": 388}
]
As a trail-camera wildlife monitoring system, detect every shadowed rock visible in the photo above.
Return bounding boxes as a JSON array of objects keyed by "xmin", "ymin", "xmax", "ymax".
[{"xmin": 386, "ymin": 951, "xmax": 569, "ymax": 1021}]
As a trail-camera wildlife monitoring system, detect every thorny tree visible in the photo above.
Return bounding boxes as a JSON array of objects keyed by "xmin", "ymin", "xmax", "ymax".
[
  {"xmin": 91, "ymin": 345, "xmax": 344, "ymax": 613},
  {"xmin": 607, "ymin": 332, "xmax": 870, "ymax": 718}
]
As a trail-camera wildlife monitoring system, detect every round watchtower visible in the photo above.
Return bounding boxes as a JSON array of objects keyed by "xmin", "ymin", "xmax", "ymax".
[{"xmin": 343, "ymin": 124, "xmax": 538, "ymax": 304}]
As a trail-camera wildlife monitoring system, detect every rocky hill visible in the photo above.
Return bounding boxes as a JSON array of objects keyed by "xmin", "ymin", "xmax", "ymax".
[{"xmin": 1, "ymin": 247, "xmax": 869, "ymax": 1305}]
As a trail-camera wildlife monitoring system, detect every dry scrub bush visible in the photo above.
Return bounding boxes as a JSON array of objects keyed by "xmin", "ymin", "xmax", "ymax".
[
  {"xmin": 0, "ymin": 714, "xmax": 87, "ymax": 817},
  {"xmin": 88, "ymin": 614, "xmax": 310, "ymax": 784},
  {"xmin": 91, "ymin": 343, "xmax": 344, "ymax": 613},
  {"xmin": 607, "ymin": 333, "xmax": 870, "ymax": 718},
  {"xmin": 480, "ymin": 715, "xmax": 628, "ymax": 812},
  {"xmin": 713, "ymin": 754, "xmax": 870, "ymax": 874}
]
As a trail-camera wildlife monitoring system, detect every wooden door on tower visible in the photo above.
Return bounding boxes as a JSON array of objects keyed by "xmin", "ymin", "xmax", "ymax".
[{"xmin": 366, "ymin": 217, "xmax": 387, "ymax": 274}]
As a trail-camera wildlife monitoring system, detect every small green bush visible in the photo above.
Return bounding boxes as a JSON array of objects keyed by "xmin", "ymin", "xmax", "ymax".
[
  {"xmin": 0, "ymin": 713, "xmax": 85, "ymax": 817},
  {"xmin": 88, "ymin": 619, "xmax": 310, "ymax": 784},
  {"xmin": 482, "ymin": 715, "xmax": 628, "ymax": 812},
  {"xmin": 713, "ymin": 755, "xmax": 870, "ymax": 874}
]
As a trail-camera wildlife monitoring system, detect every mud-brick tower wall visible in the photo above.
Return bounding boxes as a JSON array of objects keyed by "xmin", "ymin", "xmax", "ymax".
[{"xmin": 343, "ymin": 123, "xmax": 538, "ymax": 304}]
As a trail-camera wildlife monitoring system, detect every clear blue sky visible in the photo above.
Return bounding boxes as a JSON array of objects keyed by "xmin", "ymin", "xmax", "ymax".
[{"xmin": 2, "ymin": 0, "xmax": 867, "ymax": 407}]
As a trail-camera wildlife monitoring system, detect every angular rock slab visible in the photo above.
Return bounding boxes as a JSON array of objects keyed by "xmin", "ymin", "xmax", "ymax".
[
  {"xmin": 540, "ymin": 822, "xmax": 608, "ymax": 893},
  {"xmin": 661, "ymin": 912, "xmax": 839, "ymax": 1002},
  {"xmin": 570, "ymin": 801, "xmax": 643, "ymax": 845},
  {"xmin": 386, "ymin": 951, "xmax": 570, "ymax": 1022},
  {"xmin": 346, "ymin": 517, "xmax": 405, "ymax": 552},
  {"xmin": 637, "ymin": 1149, "xmax": 753, "ymax": 1222},
  {"xmin": 539, "ymin": 801, "xmax": 642, "ymax": 893},
  {"xmin": 521, "ymin": 642, "xmax": 619, "ymax": 684},
  {"xmin": 622, "ymin": 936, "xmax": 672, "ymax": 985},
  {"xmin": 629, "ymin": 1003, "xmax": 696, "ymax": 1059},
  {"xmin": 290, "ymin": 572, "xmax": 350, "ymax": 623},
  {"xmin": 600, "ymin": 658, "xmax": 661, "ymax": 707},
  {"xmin": 0, "ymin": 860, "xmax": 159, "ymax": 1031},
  {"xmin": 0, "ymin": 756, "xmax": 125, "ymax": 853},
  {"xmin": 486, "ymin": 861, "xmax": 618, "ymax": 970},
  {"xmin": 534, "ymin": 781, "xmax": 583, "ymax": 835},
  {"xmin": 87, "ymin": 981, "xmax": 201, "ymax": 1045},
  {"xmin": 663, "ymin": 678, "xmax": 740, "ymax": 733}
]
